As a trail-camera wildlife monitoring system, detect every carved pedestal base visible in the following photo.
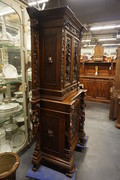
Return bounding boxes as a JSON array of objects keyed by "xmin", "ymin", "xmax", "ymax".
[
  {"xmin": 41, "ymin": 153, "xmax": 75, "ymax": 177},
  {"xmin": 32, "ymin": 150, "xmax": 75, "ymax": 177}
]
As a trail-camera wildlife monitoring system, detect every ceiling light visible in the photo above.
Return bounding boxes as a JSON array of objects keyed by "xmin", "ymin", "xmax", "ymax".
[
  {"xmin": 82, "ymin": 39, "xmax": 91, "ymax": 42},
  {"xmin": 0, "ymin": 9, "xmax": 15, "ymax": 16},
  {"xmin": 99, "ymin": 38, "xmax": 117, "ymax": 41},
  {"xmin": 29, "ymin": 0, "xmax": 49, "ymax": 6},
  {"xmin": 117, "ymin": 32, "xmax": 120, "ymax": 39},
  {"xmin": 90, "ymin": 25, "xmax": 120, "ymax": 31},
  {"xmin": 83, "ymin": 44, "xmax": 95, "ymax": 47},
  {"xmin": 102, "ymin": 43, "xmax": 120, "ymax": 46},
  {"xmin": 42, "ymin": 3, "xmax": 46, "ymax": 10}
]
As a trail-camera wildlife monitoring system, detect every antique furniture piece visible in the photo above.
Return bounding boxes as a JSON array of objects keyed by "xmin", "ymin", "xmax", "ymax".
[
  {"xmin": 27, "ymin": 6, "xmax": 86, "ymax": 176},
  {"xmin": 0, "ymin": 152, "xmax": 20, "ymax": 180},
  {"xmin": 80, "ymin": 61, "xmax": 116, "ymax": 103},
  {"xmin": 109, "ymin": 47, "xmax": 120, "ymax": 126},
  {"xmin": 93, "ymin": 45, "xmax": 104, "ymax": 61}
]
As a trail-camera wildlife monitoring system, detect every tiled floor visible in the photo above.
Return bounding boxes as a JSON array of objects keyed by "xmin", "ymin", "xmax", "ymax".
[{"xmin": 16, "ymin": 101, "xmax": 120, "ymax": 180}]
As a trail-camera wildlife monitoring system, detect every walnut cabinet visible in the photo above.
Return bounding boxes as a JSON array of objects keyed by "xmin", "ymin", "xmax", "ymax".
[{"xmin": 27, "ymin": 6, "xmax": 86, "ymax": 177}]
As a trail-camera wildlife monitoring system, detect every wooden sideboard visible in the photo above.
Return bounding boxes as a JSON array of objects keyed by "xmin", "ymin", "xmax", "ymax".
[
  {"xmin": 27, "ymin": 6, "xmax": 86, "ymax": 177},
  {"xmin": 80, "ymin": 61, "xmax": 116, "ymax": 103}
]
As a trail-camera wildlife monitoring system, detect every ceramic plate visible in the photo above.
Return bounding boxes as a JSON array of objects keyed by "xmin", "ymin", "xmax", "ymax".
[
  {"xmin": 3, "ymin": 64, "xmax": 18, "ymax": 78},
  {"xmin": 14, "ymin": 117, "xmax": 24, "ymax": 123},
  {"xmin": 4, "ymin": 77, "xmax": 18, "ymax": 80},
  {"xmin": 16, "ymin": 98, "xmax": 23, "ymax": 103},
  {"xmin": 0, "ymin": 103, "xmax": 19, "ymax": 111},
  {"xmin": 14, "ymin": 91, "xmax": 23, "ymax": 95}
]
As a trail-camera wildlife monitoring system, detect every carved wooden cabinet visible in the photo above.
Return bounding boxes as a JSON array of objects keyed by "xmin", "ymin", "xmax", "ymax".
[{"xmin": 27, "ymin": 6, "xmax": 86, "ymax": 176}]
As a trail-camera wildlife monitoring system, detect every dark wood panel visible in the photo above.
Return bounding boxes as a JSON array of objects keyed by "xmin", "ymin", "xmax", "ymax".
[{"xmin": 41, "ymin": 111, "xmax": 65, "ymax": 157}]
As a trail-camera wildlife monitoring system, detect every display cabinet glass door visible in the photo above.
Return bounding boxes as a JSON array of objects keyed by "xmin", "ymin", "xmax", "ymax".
[{"xmin": 0, "ymin": 1, "xmax": 29, "ymax": 153}]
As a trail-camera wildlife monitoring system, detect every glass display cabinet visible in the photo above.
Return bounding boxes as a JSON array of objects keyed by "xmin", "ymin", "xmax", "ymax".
[{"xmin": 0, "ymin": 0, "xmax": 32, "ymax": 153}]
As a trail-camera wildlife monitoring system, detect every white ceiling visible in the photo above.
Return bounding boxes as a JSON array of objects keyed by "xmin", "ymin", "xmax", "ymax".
[{"xmin": 27, "ymin": 0, "xmax": 120, "ymax": 24}]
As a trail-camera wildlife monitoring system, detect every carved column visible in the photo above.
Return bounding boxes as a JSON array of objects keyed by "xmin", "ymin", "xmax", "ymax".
[
  {"xmin": 30, "ymin": 19, "xmax": 41, "ymax": 170},
  {"xmin": 115, "ymin": 47, "xmax": 120, "ymax": 128},
  {"xmin": 78, "ymin": 91, "xmax": 86, "ymax": 145}
]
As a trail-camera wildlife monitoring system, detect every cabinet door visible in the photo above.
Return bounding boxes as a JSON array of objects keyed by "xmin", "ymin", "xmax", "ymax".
[
  {"xmin": 95, "ymin": 79, "xmax": 113, "ymax": 102},
  {"xmin": 81, "ymin": 78, "xmax": 95, "ymax": 99},
  {"xmin": 40, "ymin": 28, "xmax": 61, "ymax": 90},
  {"xmin": 40, "ymin": 110, "xmax": 65, "ymax": 158},
  {"xmin": 64, "ymin": 32, "xmax": 80, "ymax": 86},
  {"xmin": 95, "ymin": 79, "xmax": 109, "ymax": 101}
]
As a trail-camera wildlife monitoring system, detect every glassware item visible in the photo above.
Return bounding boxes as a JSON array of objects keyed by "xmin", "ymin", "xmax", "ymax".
[
  {"xmin": 0, "ymin": 140, "xmax": 13, "ymax": 153},
  {"xmin": 0, "ymin": 127, "xmax": 6, "ymax": 143}
]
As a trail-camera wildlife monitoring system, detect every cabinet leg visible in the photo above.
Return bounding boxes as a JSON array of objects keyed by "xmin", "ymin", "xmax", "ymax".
[{"xmin": 66, "ymin": 164, "xmax": 75, "ymax": 177}]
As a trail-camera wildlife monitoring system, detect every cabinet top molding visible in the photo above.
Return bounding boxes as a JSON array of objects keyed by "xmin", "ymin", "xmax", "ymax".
[{"xmin": 27, "ymin": 6, "xmax": 84, "ymax": 31}]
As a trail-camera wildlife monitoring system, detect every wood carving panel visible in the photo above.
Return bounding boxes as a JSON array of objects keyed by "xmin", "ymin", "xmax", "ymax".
[
  {"xmin": 73, "ymin": 40, "xmax": 79, "ymax": 82},
  {"xmin": 71, "ymin": 102, "xmax": 79, "ymax": 138},
  {"xmin": 61, "ymin": 28, "xmax": 65, "ymax": 87},
  {"xmin": 65, "ymin": 35, "xmax": 72, "ymax": 84}
]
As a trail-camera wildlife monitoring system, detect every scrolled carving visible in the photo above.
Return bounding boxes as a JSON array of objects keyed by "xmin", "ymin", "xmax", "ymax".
[
  {"xmin": 65, "ymin": 36, "xmax": 72, "ymax": 83},
  {"xmin": 33, "ymin": 30, "xmax": 39, "ymax": 87},
  {"xmin": 73, "ymin": 40, "xmax": 79, "ymax": 81},
  {"xmin": 65, "ymin": 116, "xmax": 70, "ymax": 148},
  {"xmin": 71, "ymin": 102, "xmax": 79, "ymax": 138},
  {"xmin": 78, "ymin": 92, "xmax": 86, "ymax": 145},
  {"xmin": 32, "ymin": 110, "xmax": 40, "ymax": 137},
  {"xmin": 63, "ymin": 19, "xmax": 80, "ymax": 38},
  {"xmin": 31, "ymin": 19, "xmax": 39, "ymax": 28},
  {"xmin": 64, "ymin": 116, "xmax": 72, "ymax": 160},
  {"xmin": 61, "ymin": 28, "xmax": 65, "ymax": 86}
]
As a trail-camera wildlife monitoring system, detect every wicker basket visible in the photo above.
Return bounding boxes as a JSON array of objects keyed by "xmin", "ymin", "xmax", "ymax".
[{"xmin": 0, "ymin": 152, "xmax": 20, "ymax": 180}]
